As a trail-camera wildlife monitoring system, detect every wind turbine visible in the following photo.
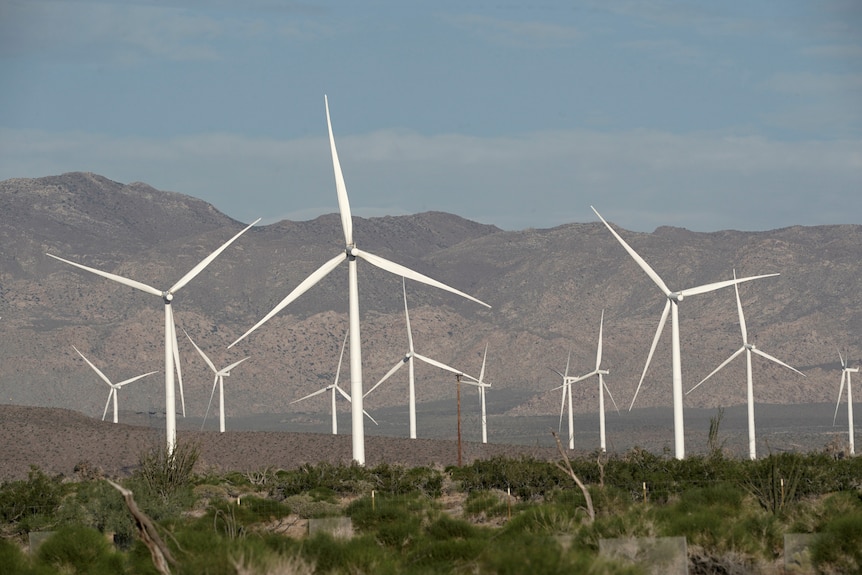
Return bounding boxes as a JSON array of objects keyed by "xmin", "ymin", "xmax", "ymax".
[
  {"xmin": 568, "ymin": 311, "xmax": 619, "ymax": 453},
  {"xmin": 184, "ymin": 330, "xmax": 249, "ymax": 433},
  {"xmin": 549, "ymin": 349, "xmax": 576, "ymax": 450},
  {"xmin": 290, "ymin": 330, "xmax": 378, "ymax": 433},
  {"xmin": 73, "ymin": 346, "xmax": 157, "ymax": 424},
  {"xmin": 47, "ymin": 218, "xmax": 259, "ymax": 452},
  {"xmin": 363, "ymin": 278, "xmax": 478, "ymax": 439},
  {"xmin": 229, "ymin": 96, "xmax": 490, "ymax": 465},
  {"xmin": 591, "ymin": 206, "xmax": 777, "ymax": 459},
  {"xmin": 467, "ymin": 344, "xmax": 492, "ymax": 444},
  {"xmin": 833, "ymin": 350, "xmax": 858, "ymax": 456},
  {"xmin": 686, "ymin": 271, "xmax": 804, "ymax": 460}
]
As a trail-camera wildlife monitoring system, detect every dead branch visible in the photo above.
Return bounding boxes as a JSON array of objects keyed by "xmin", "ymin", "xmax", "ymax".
[
  {"xmin": 551, "ymin": 431, "xmax": 595, "ymax": 524},
  {"xmin": 107, "ymin": 479, "xmax": 176, "ymax": 575}
]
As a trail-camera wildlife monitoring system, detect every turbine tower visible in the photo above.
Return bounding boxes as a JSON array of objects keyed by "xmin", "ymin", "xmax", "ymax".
[
  {"xmin": 686, "ymin": 271, "xmax": 804, "ymax": 460},
  {"xmin": 229, "ymin": 96, "xmax": 490, "ymax": 465},
  {"xmin": 290, "ymin": 330, "xmax": 378, "ymax": 434},
  {"xmin": 184, "ymin": 330, "xmax": 250, "ymax": 433},
  {"xmin": 48, "ymin": 218, "xmax": 259, "ymax": 452},
  {"xmin": 73, "ymin": 346, "xmax": 157, "ymax": 423},
  {"xmin": 363, "ymin": 278, "xmax": 479, "ymax": 439},
  {"xmin": 592, "ymin": 206, "xmax": 777, "ymax": 459},
  {"xmin": 833, "ymin": 350, "xmax": 858, "ymax": 455}
]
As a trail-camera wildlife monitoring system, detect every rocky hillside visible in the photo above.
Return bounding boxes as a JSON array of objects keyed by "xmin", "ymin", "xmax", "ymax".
[{"xmin": 1, "ymin": 173, "xmax": 859, "ymax": 428}]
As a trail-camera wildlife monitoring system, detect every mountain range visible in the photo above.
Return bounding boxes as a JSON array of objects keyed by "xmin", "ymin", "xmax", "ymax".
[{"xmin": 1, "ymin": 172, "xmax": 859, "ymax": 439}]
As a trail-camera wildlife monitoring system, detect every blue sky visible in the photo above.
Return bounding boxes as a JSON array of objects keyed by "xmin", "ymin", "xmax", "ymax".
[{"xmin": 1, "ymin": 1, "xmax": 860, "ymax": 232}]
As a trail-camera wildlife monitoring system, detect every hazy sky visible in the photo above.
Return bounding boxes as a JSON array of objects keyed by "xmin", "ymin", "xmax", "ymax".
[{"xmin": 1, "ymin": 1, "xmax": 860, "ymax": 232}]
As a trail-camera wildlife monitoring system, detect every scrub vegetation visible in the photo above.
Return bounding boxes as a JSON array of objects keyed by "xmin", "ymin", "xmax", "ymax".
[{"xmin": 0, "ymin": 440, "xmax": 860, "ymax": 574}]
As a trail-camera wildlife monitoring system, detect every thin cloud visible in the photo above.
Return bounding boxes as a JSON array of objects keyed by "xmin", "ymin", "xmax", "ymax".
[
  {"xmin": 1, "ymin": 127, "xmax": 859, "ymax": 232},
  {"xmin": 446, "ymin": 13, "xmax": 580, "ymax": 48}
]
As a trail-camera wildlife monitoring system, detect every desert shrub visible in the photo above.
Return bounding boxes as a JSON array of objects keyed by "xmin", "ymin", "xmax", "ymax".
[
  {"xmin": 449, "ymin": 456, "xmax": 566, "ymax": 500},
  {"xmin": 407, "ymin": 516, "xmax": 489, "ymax": 571},
  {"xmin": 810, "ymin": 510, "xmax": 862, "ymax": 575},
  {"xmin": 36, "ymin": 525, "xmax": 124, "ymax": 575},
  {"xmin": 370, "ymin": 463, "xmax": 444, "ymax": 498},
  {"xmin": 0, "ymin": 538, "xmax": 37, "ymax": 575},
  {"xmin": 283, "ymin": 494, "xmax": 340, "ymax": 519},
  {"xmin": 302, "ymin": 532, "xmax": 399, "ymax": 575},
  {"xmin": 135, "ymin": 440, "xmax": 200, "ymax": 500},
  {"xmin": 57, "ymin": 480, "xmax": 137, "ymax": 549},
  {"xmin": 464, "ymin": 489, "xmax": 510, "ymax": 519},
  {"xmin": 0, "ymin": 466, "xmax": 66, "ymax": 533},
  {"xmin": 269, "ymin": 462, "xmax": 373, "ymax": 498}
]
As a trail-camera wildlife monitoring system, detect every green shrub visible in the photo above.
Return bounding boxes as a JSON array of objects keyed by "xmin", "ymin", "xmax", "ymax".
[
  {"xmin": 0, "ymin": 466, "xmax": 65, "ymax": 534},
  {"xmin": 135, "ymin": 440, "xmax": 200, "ymax": 500},
  {"xmin": 36, "ymin": 525, "xmax": 124, "ymax": 575},
  {"xmin": 810, "ymin": 510, "xmax": 862, "ymax": 574}
]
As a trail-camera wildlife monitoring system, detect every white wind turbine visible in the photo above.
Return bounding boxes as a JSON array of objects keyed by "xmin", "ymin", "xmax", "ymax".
[
  {"xmin": 184, "ymin": 330, "xmax": 249, "ymax": 433},
  {"xmin": 568, "ymin": 311, "xmax": 619, "ymax": 453},
  {"xmin": 363, "ymin": 278, "xmax": 479, "ymax": 439},
  {"xmin": 686, "ymin": 271, "xmax": 804, "ymax": 460},
  {"xmin": 73, "ymin": 345, "xmax": 157, "ymax": 424},
  {"xmin": 549, "ymin": 349, "xmax": 576, "ymax": 450},
  {"xmin": 229, "ymin": 96, "xmax": 490, "ymax": 465},
  {"xmin": 592, "ymin": 206, "xmax": 777, "ymax": 459},
  {"xmin": 465, "ymin": 344, "xmax": 492, "ymax": 444},
  {"xmin": 48, "ymin": 219, "xmax": 259, "ymax": 452},
  {"xmin": 833, "ymin": 350, "xmax": 858, "ymax": 456},
  {"xmin": 291, "ymin": 330, "xmax": 378, "ymax": 433}
]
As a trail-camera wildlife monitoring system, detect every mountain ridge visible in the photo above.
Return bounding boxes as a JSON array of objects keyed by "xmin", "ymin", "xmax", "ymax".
[{"xmin": 1, "ymin": 173, "xmax": 859, "ymax": 438}]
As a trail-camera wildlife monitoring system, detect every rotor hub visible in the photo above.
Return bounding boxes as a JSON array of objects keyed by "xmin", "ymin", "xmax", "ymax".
[
  {"xmin": 163, "ymin": 292, "xmax": 174, "ymax": 303},
  {"xmin": 669, "ymin": 292, "xmax": 684, "ymax": 302}
]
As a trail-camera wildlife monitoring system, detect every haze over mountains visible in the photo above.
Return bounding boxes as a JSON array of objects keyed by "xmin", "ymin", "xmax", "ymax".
[{"xmin": 1, "ymin": 173, "xmax": 859, "ymax": 437}]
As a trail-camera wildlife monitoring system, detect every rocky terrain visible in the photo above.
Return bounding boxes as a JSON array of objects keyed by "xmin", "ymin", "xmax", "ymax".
[{"xmin": 0, "ymin": 172, "xmax": 860, "ymax": 438}]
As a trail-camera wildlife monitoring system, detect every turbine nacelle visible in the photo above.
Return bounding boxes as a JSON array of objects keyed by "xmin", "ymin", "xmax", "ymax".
[
  {"xmin": 163, "ymin": 292, "xmax": 174, "ymax": 303},
  {"xmin": 668, "ymin": 292, "xmax": 684, "ymax": 302},
  {"xmin": 745, "ymin": 343, "xmax": 756, "ymax": 351}
]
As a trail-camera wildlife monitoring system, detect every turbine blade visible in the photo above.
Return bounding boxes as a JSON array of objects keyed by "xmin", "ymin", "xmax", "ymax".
[
  {"xmin": 403, "ymin": 278, "xmax": 415, "ymax": 353},
  {"xmin": 834, "ymin": 371, "xmax": 846, "ymax": 425},
  {"xmin": 558, "ymin": 382, "xmax": 566, "ymax": 434},
  {"xmin": 596, "ymin": 310, "xmax": 604, "ymax": 371},
  {"xmin": 687, "ymin": 347, "xmax": 745, "ymax": 394},
  {"xmin": 838, "ymin": 349, "xmax": 846, "ymax": 368},
  {"xmin": 564, "ymin": 348, "xmax": 571, "ymax": 378},
  {"xmin": 115, "ymin": 371, "xmax": 158, "ymax": 388},
  {"xmin": 602, "ymin": 378, "xmax": 621, "ymax": 414},
  {"xmin": 184, "ymin": 329, "xmax": 217, "ymax": 373},
  {"xmin": 229, "ymin": 252, "xmax": 347, "ymax": 347},
  {"xmin": 479, "ymin": 343, "xmax": 488, "ymax": 384},
  {"xmin": 354, "ymin": 248, "xmax": 491, "ymax": 308},
  {"xmin": 591, "ymin": 206, "xmax": 671, "ymax": 296},
  {"xmin": 363, "ymin": 409, "xmax": 379, "ymax": 426},
  {"xmin": 102, "ymin": 390, "xmax": 113, "ymax": 421},
  {"xmin": 169, "ymin": 219, "xmax": 260, "ymax": 294},
  {"xmin": 750, "ymin": 348, "xmax": 806, "ymax": 377},
  {"xmin": 325, "ymin": 95, "xmax": 354, "ymax": 247},
  {"xmin": 630, "ymin": 299, "xmax": 670, "ymax": 411},
  {"xmin": 363, "ymin": 358, "xmax": 406, "ymax": 398},
  {"xmin": 335, "ymin": 384, "xmax": 353, "ymax": 403},
  {"xmin": 413, "ymin": 352, "xmax": 474, "ymax": 380},
  {"xmin": 47, "ymin": 254, "xmax": 163, "ymax": 297},
  {"xmin": 73, "ymin": 346, "xmax": 113, "ymax": 387},
  {"xmin": 679, "ymin": 273, "xmax": 778, "ymax": 298},
  {"xmin": 168, "ymin": 305, "xmax": 185, "ymax": 417},
  {"xmin": 334, "ymin": 329, "xmax": 349, "ymax": 387},
  {"xmin": 219, "ymin": 357, "xmax": 251, "ymax": 375},
  {"xmin": 291, "ymin": 386, "xmax": 331, "ymax": 404},
  {"xmin": 548, "ymin": 367, "xmax": 565, "ymax": 380},
  {"xmin": 201, "ymin": 376, "xmax": 218, "ymax": 430},
  {"xmin": 732, "ymin": 270, "xmax": 749, "ymax": 344}
]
